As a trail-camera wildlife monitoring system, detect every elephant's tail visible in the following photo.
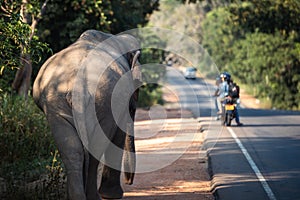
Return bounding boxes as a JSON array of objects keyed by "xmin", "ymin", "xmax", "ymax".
[{"xmin": 123, "ymin": 133, "xmax": 135, "ymax": 185}]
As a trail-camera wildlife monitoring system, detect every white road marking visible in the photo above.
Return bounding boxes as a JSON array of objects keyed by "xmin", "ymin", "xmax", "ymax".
[{"xmin": 227, "ymin": 127, "xmax": 277, "ymax": 200}]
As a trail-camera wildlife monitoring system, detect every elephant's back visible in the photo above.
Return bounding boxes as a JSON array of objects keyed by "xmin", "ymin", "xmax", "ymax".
[
  {"xmin": 33, "ymin": 41, "xmax": 96, "ymax": 108},
  {"xmin": 34, "ymin": 30, "xmax": 113, "ymax": 98},
  {"xmin": 33, "ymin": 30, "xmax": 132, "ymax": 113},
  {"xmin": 78, "ymin": 30, "xmax": 112, "ymax": 43}
]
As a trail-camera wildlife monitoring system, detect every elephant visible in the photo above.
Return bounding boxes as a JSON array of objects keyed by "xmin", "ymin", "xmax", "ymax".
[{"xmin": 33, "ymin": 30, "xmax": 141, "ymax": 200}]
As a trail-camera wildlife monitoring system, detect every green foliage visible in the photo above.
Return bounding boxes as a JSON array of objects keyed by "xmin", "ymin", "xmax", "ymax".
[
  {"xmin": 0, "ymin": 94, "xmax": 54, "ymax": 161},
  {"xmin": 0, "ymin": 68, "xmax": 15, "ymax": 94},
  {"xmin": 109, "ymin": 0, "xmax": 159, "ymax": 33},
  {"xmin": 1, "ymin": 0, "xmax": 158, "ymax": 93},
  {"xmin": 228, "ymin": 0, "xmax": 300, "ymax": 36},
  {"xmin": 133, "ymin": 28, "xmax": 167, "ymax": 108},
  {"xmin": 137, "ymin": 48, "xmax": 166, "ymax": 108},
  {"xmin": 0, "ymin": 0, "xmax": 51, "ymax": 92},
  {"xmin": 44, "ymin": 150, "xmax": 66, "ymax": 199},
  {"xmin": 149, "ymin": 0, "xmax": 205, "ymax": 42},
  {"xmin": 37, "ymin": 0, "xmax": 111, "ymax": 52},
  {"xmin": 202, "ymin": 0, "xmax": 300, "ymax": 110},
  {"xmin": 229, "ymin": 31, "xmax": 300, "ymax": 109},
  {"xmin": 147, "ymin": 0, "xmax": 228, "ymax": 79},
  {"xmin": 0, "ymin": 14, "xmax": 27, "ymax": 73},
  {"xmin": 38, "ymin": 0, "xmax": 159, "ymax": 53},
  {"xmin": 138, "ymin": 84, "xmax": 164, "ymax": 108},
  {"xmin": 202, "ymin": 7, "xmax": 236, "ymax": 68},
  {"xmin": 0, "ymin": 94, "xmax": 59, "ymax": 198},
  {"xmin": 0, "ymin": 14, "xmax": 49, "ymax": 72}
]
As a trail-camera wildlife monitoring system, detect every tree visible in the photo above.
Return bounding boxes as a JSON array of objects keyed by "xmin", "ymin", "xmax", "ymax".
[
  {"xmin": 227, "ymin": 0, "xmax": 300, "ymax": 38},
  {"xmin": 150, "ymin": 0, "xmax": 204, "ymax": 41},
  {"xmin": 202, "ymin": 6, "xmax": 237, "ymax": 68},
  {"xmin": 37, "ymin": 0, "xmax": 112, "ymax": 53},
  {"xmin": 230, "ymin": 31, "xmax": 300, "ymax": 109},
  {"xmin": 201, "ymin": 0, "xmax": 300, "ymax": 109},
  {"xmin": 37, "ymin": 0, "xmax": 159, "ymax": 53},
  {"xmin": 1, "ymin": 0, "xmax": 159, "ymax": 95},
  {"xmin": 0, "ymin": 0, "xmax": 50, "ymax": 96},
  {"xmin": 12, "ymin": 0, "xmax": 50, "ymax": 97},
  {"xmin": 109, "ymin": 0, "xmax": 159, "ymax": 34}
]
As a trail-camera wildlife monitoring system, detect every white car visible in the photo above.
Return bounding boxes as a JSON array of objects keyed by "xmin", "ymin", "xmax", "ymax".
[{"xmin": 184, "ymin": 67, "xmax": 197, "ymax": 79}]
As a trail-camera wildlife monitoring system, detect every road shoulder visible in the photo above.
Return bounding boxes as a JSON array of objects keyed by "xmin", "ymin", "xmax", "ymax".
[{"xmin": 122, "ymin": 109, "xmax": 214, "ymax": 200}]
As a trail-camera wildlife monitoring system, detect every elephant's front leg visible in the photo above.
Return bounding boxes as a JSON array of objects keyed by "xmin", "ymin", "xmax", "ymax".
[{"xmin": 99, "ymin": 128, "xmax": 126, "ymax": 199}]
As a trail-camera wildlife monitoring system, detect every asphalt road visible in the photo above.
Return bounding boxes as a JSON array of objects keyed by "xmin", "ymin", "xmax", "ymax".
[
  {"xmin": 166, "ymin": 68, "xmax": 300, "ymax": 200},
  {"xmin": 165, "ymin": 67, "xmax": 215, "ymax": 118}
]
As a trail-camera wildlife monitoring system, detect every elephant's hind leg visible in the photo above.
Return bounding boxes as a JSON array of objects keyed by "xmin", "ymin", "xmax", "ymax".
[
  {"xmin": 99, "ymin": 128, "xmax": 126, "ymax": 199},
  {"xmin": 48, "ymin": 113, "xmax": 86, "ymax": 200},
  {"xmin": 86, "ymin": 153, "xmax": 101, "ymax": 200},
  {"xmin": 99, "ymin": 166, "xmax": 124, "ymax": 199}
]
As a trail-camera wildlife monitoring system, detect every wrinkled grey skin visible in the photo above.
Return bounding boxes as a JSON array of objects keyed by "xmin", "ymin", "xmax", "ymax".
[{"xmin": 33, "ymin": 30, "xmax": 141, "ymax": 200}]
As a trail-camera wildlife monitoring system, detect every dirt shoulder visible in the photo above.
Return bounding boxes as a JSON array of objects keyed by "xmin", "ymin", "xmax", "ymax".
[
  {"xmin": 122, "ymin": 113, "xmax": 213, "ymax": 200},
  {"xmin": 122, "ymin": 87, "xmax": 214, "ymax": 200}
]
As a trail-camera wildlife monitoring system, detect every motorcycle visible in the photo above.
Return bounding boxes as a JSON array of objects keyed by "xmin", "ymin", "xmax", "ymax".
[{"xmin": 221, "ymin": 97, "xmax": 237, "ymax": 126}]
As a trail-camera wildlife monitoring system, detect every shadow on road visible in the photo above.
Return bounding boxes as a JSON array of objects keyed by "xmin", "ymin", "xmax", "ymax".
[
  {"xmin": 236, "ymin": 123, "xmax": 300, "ymax": 127},
  {"xmin": 239, "ymin": 108, "xmax": 300, "ymax": 117}
]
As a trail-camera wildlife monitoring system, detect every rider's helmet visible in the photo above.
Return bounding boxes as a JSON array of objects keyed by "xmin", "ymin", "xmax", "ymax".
[
  {"xmin": 220, "ymin": 73, "xmax": 226, "ymax": 78},
  {"xmin": 220, "ymin": 72, "xmax": 231, "ymax": 81},
  {"xmin": 224, "ymin": 72, "xmax": 231, "ymax": 80}
]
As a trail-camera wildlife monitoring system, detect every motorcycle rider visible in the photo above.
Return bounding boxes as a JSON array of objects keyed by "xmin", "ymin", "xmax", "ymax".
[
  {"xmin": 216, "ymin": 72, "xmax": 229, "ymax": 116},
  {"xmin": 214, "ymin": 76, "xmax": 222, "ymax": 120},
  {"xmin": 216, "ymin": 72, "xmax": 243, "ymax": 126},
  {"xmin": 228, "ymin": 78, "xmax": 243, "ymax": 126}
]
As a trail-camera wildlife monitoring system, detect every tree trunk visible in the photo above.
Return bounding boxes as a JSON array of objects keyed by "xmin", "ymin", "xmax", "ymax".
[
  {"xmin": 12, "ymin": 0, "xmax": 48, "ymax": 98},
  {"xmin": 12, "ymin": 53, "xmax": 32, "ymax": 97},
  {"xmin": 12, "ymin": 0, "xmax": 31, "ymax": 98}
]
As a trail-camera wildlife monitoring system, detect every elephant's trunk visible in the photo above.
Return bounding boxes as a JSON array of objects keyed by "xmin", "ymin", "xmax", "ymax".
[{"xmin": 123, "ymin": 124, "xmax": 136, "ymax": 185}]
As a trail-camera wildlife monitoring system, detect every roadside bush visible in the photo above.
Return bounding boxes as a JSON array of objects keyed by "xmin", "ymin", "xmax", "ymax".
[
  {"xmin": 228, "ymin": 32, "xmax": 300, "ymax": 110},
  {"xmin": 138, "ymin": 84, "xmax": 164, "ymax": 108},
  {"xmin": 202, "ymin": 1, "xmax": 300, "ymax": 110},
  {"xmin": 0, "ymin": 93, "xmax": 63, "ymax": 199},
  {"xmin": 137, "ymin": 47, "xmax": 166, "ymax": 108}
]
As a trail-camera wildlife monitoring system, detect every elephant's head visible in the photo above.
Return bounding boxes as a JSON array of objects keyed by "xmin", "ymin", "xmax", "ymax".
[
  {"xmin": 115, "ymin": 33, "xmax": 142, "ymax": 114},
  {"xmin": 115, "ymin": 34, "xmax": 142, "ymax": 83}
]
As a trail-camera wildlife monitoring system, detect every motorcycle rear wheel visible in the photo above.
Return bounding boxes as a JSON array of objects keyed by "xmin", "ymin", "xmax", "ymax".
[{"xmin": 225, "ymin": 113, "xmax": 231, "ymax": 126}]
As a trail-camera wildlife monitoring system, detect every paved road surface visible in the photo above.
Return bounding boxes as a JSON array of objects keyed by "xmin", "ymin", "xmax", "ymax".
[
  {"xmin": 165, "ymin": 67, "xmax": 215, "ymax": 118},
  {"xmin": 208, "ymin": 109, "xmax": 300, "ymax": 200},
  {"xmin": 166, "ymin": 68, "xmax": 300, "ymax": 200}
]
